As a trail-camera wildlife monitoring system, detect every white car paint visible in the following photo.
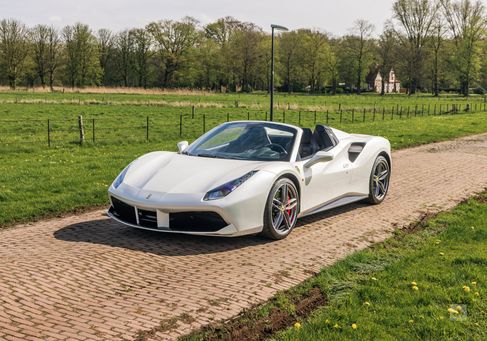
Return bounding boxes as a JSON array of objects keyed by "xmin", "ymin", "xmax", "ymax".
[{"xmin": 108, "ymin": 121, "xmax": 391, "ymax": 237}]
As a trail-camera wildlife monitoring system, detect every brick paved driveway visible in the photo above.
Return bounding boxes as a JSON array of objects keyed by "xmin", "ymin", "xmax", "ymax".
[{"xmin": 1, "ymin": 133, "xmax": 487, "ymax": 341}]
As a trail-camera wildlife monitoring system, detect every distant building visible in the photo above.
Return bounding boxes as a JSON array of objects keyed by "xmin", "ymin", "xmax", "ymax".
[{"xmin": 368, "ymin": 69, "xmax": 401, "ymax": 93}]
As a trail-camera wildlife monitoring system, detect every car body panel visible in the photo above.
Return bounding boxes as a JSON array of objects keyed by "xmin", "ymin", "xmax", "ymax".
[{"xmin": 107, "ymin": 121, "xmax": 391, "ymax": 236}]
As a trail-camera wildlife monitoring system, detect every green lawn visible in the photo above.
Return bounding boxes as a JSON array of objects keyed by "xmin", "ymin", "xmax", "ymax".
[
  {"xmin": 275, "ymin": 192, "xmax": 487, "ymax": 340},
  {"xmin": 184, "ymin": 192, "xmax": 487, "ymax": 341},
  {"xmin": 1, "ymin": 91, "xmax": 487, "ymax": 227}
]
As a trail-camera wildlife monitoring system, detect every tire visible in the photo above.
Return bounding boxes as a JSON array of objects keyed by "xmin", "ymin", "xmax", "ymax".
[
  {"xmin": 366, "ymin": 155, "xmax": 391, "ymax": 204},
  {"xmin": 261, "ymin": 178, "xmax": 300, "ymax": 240}
]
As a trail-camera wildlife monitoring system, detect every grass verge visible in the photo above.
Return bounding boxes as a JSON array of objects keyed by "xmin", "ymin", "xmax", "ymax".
[{"xmin": 182, "ymin": 191, "xmax": 487, "ymax": 341}]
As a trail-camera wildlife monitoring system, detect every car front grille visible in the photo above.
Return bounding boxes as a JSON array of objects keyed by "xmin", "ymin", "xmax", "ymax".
[
  {"xmin": 169, "ymin": 212, "xmax": 228, "ymax": 232},
  {"xmin": 137, "ymin": 209, "xmax": 158, "ymax": 228},
  {"xmin": 110, "ymin": 196, "xmax": 137, "ymax": 225},
  {"xmin": 109, "ymin": 197, "xmax": 228, "ymax": 232}
]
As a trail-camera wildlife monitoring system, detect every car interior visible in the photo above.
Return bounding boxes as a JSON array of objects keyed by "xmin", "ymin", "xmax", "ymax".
[{"xmin": 298, "ymin": 125, "xmax": 339, "ymax": 159}]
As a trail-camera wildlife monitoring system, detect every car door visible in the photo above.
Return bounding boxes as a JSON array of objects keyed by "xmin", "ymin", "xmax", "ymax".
[{"xmin": 297, "ymin": 141, "xmax": 353, "ymax": 213}]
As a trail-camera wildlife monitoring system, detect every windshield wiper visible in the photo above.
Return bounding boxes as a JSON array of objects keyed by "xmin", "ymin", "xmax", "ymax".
[{"xmin": 195, "ymin": 153, "xmax": 218, "ymax": 158}]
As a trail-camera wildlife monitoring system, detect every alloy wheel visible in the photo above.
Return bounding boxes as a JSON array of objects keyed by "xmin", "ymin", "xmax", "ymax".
[
  {"xmin": 271, "ymin": 183, "xmax": 298, "ymax": 235},
  {"xmin": 372, "ymin": 158, "xmax": 390, "ymax": 201}
]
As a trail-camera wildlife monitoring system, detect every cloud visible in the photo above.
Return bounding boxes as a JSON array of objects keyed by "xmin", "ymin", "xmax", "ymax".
[{"xmin": 48, "ymin": 15, "xmax": 62, "ymax": 22}]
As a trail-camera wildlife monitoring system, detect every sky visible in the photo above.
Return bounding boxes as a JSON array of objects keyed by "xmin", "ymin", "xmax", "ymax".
[{"xmin": 1, "ymin": 0, "xmax": 397, "ymax": 36}]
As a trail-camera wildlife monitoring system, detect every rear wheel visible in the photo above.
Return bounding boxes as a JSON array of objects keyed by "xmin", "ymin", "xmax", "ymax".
[
  {"xmin": 261, "ymin": 178, "xmax": 299, "ymax": 240},
  {"xmin": 366, "ymin": 155, "xmax": 391, "ymax": 204}
]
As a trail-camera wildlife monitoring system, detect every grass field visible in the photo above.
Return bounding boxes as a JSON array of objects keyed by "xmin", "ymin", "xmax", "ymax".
[
  {"xmin": 184, "ymin": 191, "xmax": 487, "ymax": 340},
  {"xmin": 1, "ymin": 91, "xmax": 487, "ymax": 227}
]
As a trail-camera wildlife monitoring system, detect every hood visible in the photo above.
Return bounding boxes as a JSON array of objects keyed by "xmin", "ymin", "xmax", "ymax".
[{"xmin": 123, "ymin": 152, "xmax": 267, "ymax": 194}]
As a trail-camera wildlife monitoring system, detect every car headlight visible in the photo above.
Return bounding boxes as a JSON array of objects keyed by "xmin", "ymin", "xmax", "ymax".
[
  {"xmin": 203, "ymin": 171, "xmax": 258, "ymax": 201},
  {"xmin": 113, "ymin": 165, "xmax": 131, "ymax": 189}
]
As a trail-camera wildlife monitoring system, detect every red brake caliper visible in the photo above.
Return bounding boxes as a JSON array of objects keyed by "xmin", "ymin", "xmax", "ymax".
[{"xmin": 287, "ymin": 194, "xmax": 292, "ymax": 218}]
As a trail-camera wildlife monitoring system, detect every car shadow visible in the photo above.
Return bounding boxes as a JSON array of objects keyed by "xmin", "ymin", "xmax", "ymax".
[{"xmin": 54, "ymin": 202, "xmax": 367, "ymax": 256}]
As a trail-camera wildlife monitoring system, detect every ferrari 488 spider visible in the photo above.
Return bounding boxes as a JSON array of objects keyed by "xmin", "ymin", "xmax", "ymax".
[{"xmin": 108, "ymin": 121, "xmax": 391, "ymax": 239}]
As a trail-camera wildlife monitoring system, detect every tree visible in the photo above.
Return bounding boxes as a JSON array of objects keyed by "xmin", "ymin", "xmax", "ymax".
[
  {"xmin": 146, "ymin": 17, "xmax": 200, "ymax": 87},
  {"xmin": 129, "ymin": 28, "xmax": 152, "ymax": 88},
  {"xmin": 378, "ymin": 22, "xmax": 399, "ymax": 95},
  {"xmin": 350, "ymin": 20, "xmax": 375, "ymax": 94},
  {"xmin": 63, "ymin": 23, "xmax": 101, "ymax": 87},
  {"xmin": 227, "ymin": 24, "xmax": 266, "ymax": 92},
  {"xmin": 204, "ymin": 17, "xmax": 243, "ymax": 90},
  {"xmin": 114, "ymin": 30, "xmax": 133, "ymax": 87},
  {"xmin": 326, "ymin": 41, "xmax": 340, "ymax": 94},
  {"xmin": 301, "ymin": 29, "xmax": 331, "ymax": 93},
  {"xmin": 0, "ymin": 19, "xmax": 30, "ymax": 89},
  {"xmin": 441, "ymin": 0, "xmax": 487, "ymax": 96},
  {"xmin": 31, "ymin": 25, "xmax": 49, "ymax": 87},
  {"xmin": 32, "ymin": 25, "xmax": 60, "ymax": 90},
  {"xmin": 430, "ymin": 16, "xmax": 447, "ymax": 96},
  {"xmin": 393, "ymin": 0, "xmax": 439, "ymax": 94},
  {"xmin": 278, "ymin": 31, "xmax": 302, "ymax": 93},
  {"xmin": 96, "ymin": 29, "xmax": 114, "ymax": 85}
]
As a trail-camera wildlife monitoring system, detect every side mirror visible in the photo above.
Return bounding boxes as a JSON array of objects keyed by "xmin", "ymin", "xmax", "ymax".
[
  {"xmin": 177, "ymin": 141, "xmax": 189, "ymax": 153},
  {"xmin": 304, "ymin": 151, "xmax": 334, "ymax": 168}
]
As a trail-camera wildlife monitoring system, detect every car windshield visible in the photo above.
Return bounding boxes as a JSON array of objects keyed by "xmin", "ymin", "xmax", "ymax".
[{"xmin": 186, "ymin": 122, "xmax": 297, "ymax": 161}]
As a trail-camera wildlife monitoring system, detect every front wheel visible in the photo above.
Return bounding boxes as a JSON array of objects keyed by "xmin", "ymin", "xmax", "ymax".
[
  {"xmin": 366, "ymin": 155, "xmax": 391, "ymax": 204},
  {"xmin": 261, "ymin": 178, "xmax": 299, "ymax": 240}
]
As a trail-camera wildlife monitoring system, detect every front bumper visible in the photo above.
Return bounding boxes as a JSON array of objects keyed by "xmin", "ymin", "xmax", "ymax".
[{"xmin": 107, "ymin": 180, "xmax": 271, "ymax": 236}]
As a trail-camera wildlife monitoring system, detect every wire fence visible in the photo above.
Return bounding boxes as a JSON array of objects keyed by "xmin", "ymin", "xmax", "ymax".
[{"xmin": 0, "ymin": 102, "xmax": 485, "ymax": 147}]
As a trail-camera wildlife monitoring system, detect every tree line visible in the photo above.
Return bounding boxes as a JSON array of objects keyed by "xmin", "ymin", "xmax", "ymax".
[{"xmin": 0, "ymin": 0, "xmax": 486, "ymax": 96}]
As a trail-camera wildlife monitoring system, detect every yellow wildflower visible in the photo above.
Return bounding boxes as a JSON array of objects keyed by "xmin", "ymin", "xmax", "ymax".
[
  {"xmin": 471, "ymin": 281, "xmax": 477, "ymax": 286},
  {"xmin": 463, "ymin": 285, "xmax": 471, "ymax": 293},
  {"xmin": 333, "ymin": 323, "xmax": 340, "ymax": 329},
  {"xmin": 294, "ymin": 322, "xmax": 301, "ymax": 329},
  {"xmin": 363, "ymin": 301, "xmax": 371, "ymax": 306},
  {"xmin": 448, "ymin": 308, "xmax": 459, "ymax": 314},
  {"xmin": 435, "ymin": 239, "xmax": 441, "ymax": 244},
  {"xmin": 474, "ymin": 292, "xmax": 480, "ymax": 296},
  {"xmin": 411, "ymin": 281, "xmax": 417, "ymax": 286},
  {"xmin": 351, "ymin": 323, "xmax": 358, "ymax": 330},
  {"xmin": 412, "ymin": 285, "xmax": 419, "ymax": 291},
  {"xmin": 371, "ymin": 277, "xmax": 378, "ymax": 281},
  {"xmin": 408, "ymin": 319, "xmax": 414, "ymax": 324},
  {"xmin": 439, "ymin": 252, "xmax": 445, "ymax": 256},
  {"xmin": 325, "ymin": 319, "xmax": 331, "ymax": 325}
]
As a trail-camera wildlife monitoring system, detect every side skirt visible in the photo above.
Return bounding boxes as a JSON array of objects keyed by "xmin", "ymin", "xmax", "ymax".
[{"xmin": 298, "ymin": 194, "xmax": 368, "ymax": 218}]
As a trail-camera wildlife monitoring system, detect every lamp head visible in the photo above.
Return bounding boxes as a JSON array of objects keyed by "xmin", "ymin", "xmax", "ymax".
[{"xmin": 271, "ymin": 24, "xmax": 289, "ymax": 32}]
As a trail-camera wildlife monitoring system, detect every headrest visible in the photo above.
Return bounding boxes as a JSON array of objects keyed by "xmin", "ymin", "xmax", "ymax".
[{"xmin": 301, "ymin": 128, "xmax": 313, "ymax": 143}]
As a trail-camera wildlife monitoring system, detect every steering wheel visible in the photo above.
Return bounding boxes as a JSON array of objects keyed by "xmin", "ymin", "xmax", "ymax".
[{"xmin": 267, "ymin": 143, "xmax": 288, "ymax": 155}]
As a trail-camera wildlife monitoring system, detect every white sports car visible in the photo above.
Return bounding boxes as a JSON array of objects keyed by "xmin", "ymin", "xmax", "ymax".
[{"xmin": 108, "ymin": 121, "xmax": 391, "ymax": 239}]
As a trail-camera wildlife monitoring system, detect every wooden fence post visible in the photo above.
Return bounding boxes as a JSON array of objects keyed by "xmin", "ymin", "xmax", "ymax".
[
  {"xmin": 179, "ymin": 114, "xmax": 183, "ymax": 137},
  {"xmin": 47, "ymin": 119, "xmax": 51, "ymax": 147},
  {"xmin": 78, "ymin": 115, "xmax": 85, "ymax": 145},
  {"xmin": 92, "ymin": 118, "xmax": 95, "ymax": 143},
  {"xmin": 203, "ymin": 114, "xmax": 206, "ymax": 132},
  {"xmin": 146, "ymin": 116, "xmax": 149, "ymax": 141}
]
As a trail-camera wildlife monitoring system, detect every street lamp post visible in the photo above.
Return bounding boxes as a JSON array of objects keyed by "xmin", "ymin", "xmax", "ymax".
[{"xmin": 270, "ymin": 24, "xmax": 288, "ymax": 122}]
